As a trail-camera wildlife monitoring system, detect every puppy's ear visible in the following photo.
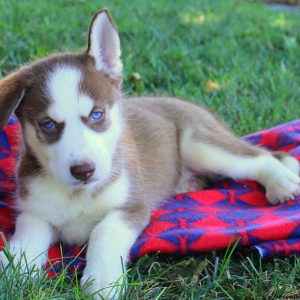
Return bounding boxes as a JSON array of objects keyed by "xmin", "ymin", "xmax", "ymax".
[
  {"xmin": 0, "ymin": 70, "xmax": 28, "ymax": 129},
  {"xmin": 87, "ymin": 9, "xmax": 122, "ymax": 80}
]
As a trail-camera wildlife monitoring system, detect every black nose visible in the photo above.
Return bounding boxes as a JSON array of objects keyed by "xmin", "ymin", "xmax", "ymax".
[{"xmin": 70, "ymin": 162, "xmax": 96, "ymax": 181}]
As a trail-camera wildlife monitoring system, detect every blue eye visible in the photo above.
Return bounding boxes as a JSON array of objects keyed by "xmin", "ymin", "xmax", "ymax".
[
  {"xmin": 90, "ymin": 111, "xmax": 104, "ymax": 122},
  {"xmin": 41, "ymin": 119, "xmax": 56, "ymax": 131}
]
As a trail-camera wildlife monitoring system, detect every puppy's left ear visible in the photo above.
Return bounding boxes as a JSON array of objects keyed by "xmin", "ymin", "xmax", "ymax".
[
  {"xmin": 0, "ymin": 69, "xmax": 29, "ymax": 129},
  {"xmin": 87, "ymin": 9, "xmax": 122, "ymax": 80}
]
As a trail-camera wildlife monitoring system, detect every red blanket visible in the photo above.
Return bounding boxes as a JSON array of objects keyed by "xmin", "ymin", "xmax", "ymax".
[{"xmin": 0, "ymin": 117, "xmax": 300, "ymax": 277}]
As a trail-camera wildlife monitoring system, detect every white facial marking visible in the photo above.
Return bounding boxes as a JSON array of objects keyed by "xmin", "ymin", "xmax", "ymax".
[
  {"xmin": 46, "ymin": 66, "xmax": 94, "ymax": 122},
  {"xmin": 24, "ymin": 64, "xmax": 122, "ymax": 187},
  {"xmin": 78, "ymin": 94, "xmax": 94, "ymax": 117}
]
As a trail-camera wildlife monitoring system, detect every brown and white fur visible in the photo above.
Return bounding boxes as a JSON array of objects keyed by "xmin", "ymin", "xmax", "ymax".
[{"xmin": 0, "ymin": 9, "xmax": 300, "ymax": 299}]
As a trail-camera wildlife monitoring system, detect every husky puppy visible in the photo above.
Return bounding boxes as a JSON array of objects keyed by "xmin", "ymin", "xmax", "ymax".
[{"xmin": 0, "ymin": 8, "xmax": 299, "ymax": 299}]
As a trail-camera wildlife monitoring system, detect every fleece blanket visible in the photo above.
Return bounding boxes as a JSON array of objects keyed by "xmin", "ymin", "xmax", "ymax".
[{"xmin": 0, "ymin": 117, "xmax": 300, "ymax": 277}]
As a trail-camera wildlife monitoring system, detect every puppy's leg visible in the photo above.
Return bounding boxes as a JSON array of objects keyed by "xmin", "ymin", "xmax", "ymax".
[
  {"xmin": 181, "ymin": 129, "xmax": 300, "ymax": 204},
  {"xmin": 0, "ymin": 212, "xmax": 55, "ymax": 272},
  {"xmin": 273, "ymin": 151, "xmax": 300, "ymax": 175},
  {"xmin": 81, "ymin": 209, "xmax": 146, "ymax": 299}
]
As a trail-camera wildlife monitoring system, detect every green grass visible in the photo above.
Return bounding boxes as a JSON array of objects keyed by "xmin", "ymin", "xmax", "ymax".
[{"xmin": 0, "ymin": 0, "xmax": 300, "ymax": 299}]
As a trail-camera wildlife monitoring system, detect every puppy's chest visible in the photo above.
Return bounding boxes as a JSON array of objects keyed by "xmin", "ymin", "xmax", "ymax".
[{"xmin": 19, "ymin": 171, "xmax": 130, "ymax": 243}]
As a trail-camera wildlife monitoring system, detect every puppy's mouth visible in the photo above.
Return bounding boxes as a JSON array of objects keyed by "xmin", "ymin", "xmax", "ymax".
[
  {"xmin": 74, "ymin": 178, "xmax": 97, "ymax": 186},
  {"xmin": 67, "ymin": 177, "xmax": 98, "ymax": 188}
]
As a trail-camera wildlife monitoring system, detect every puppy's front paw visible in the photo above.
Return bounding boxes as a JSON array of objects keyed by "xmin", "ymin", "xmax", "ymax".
[
  {"xmin": 81, "ymin": 269, "xmax": 126, "ymax": 300},
  {"xmin": 0, "ymin": 249, "xmax": 10, "ymax": 270},
  {"xmin": 265, "ymin": 168, "xmax": 300, "ymax": 205},
  {"xmin": 0, "ymin": 241, "xmax": 45, "ymax": 274}
]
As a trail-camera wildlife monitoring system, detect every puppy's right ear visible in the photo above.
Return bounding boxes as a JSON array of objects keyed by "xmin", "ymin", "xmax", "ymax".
[
  {"xmin": 87, "ymin": 9, "xmax": 122, "ymax": 80},
  {"xmin": 0, "ymin": 70, "xmax": 28, "ymax": 129}
]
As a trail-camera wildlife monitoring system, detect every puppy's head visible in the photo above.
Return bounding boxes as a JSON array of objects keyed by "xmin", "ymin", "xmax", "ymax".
[{"xmin": 0, "ymin": 9, "xmax": 123, "ymax": 188}]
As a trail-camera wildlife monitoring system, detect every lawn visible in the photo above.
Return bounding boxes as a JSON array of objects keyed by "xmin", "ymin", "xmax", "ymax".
[{"xmin": 0, "ymin": 0, "xmax": 300, "ymax": 299}]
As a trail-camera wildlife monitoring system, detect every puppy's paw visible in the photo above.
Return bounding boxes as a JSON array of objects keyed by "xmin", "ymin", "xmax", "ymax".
[
  {"xmin": 0, "ymin": 241, "xmax": 45, "ymax": 275},
  {"xmin": 81, "ymin": 269, "xmax": 125, "ymax": 300},
  {"xmin": 0, "ymin": 249, "xmax": 10, "ymax": 270},
  {"xmin": 265, "ymin": 167, "xmax": 300, "ymax": 205}
]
